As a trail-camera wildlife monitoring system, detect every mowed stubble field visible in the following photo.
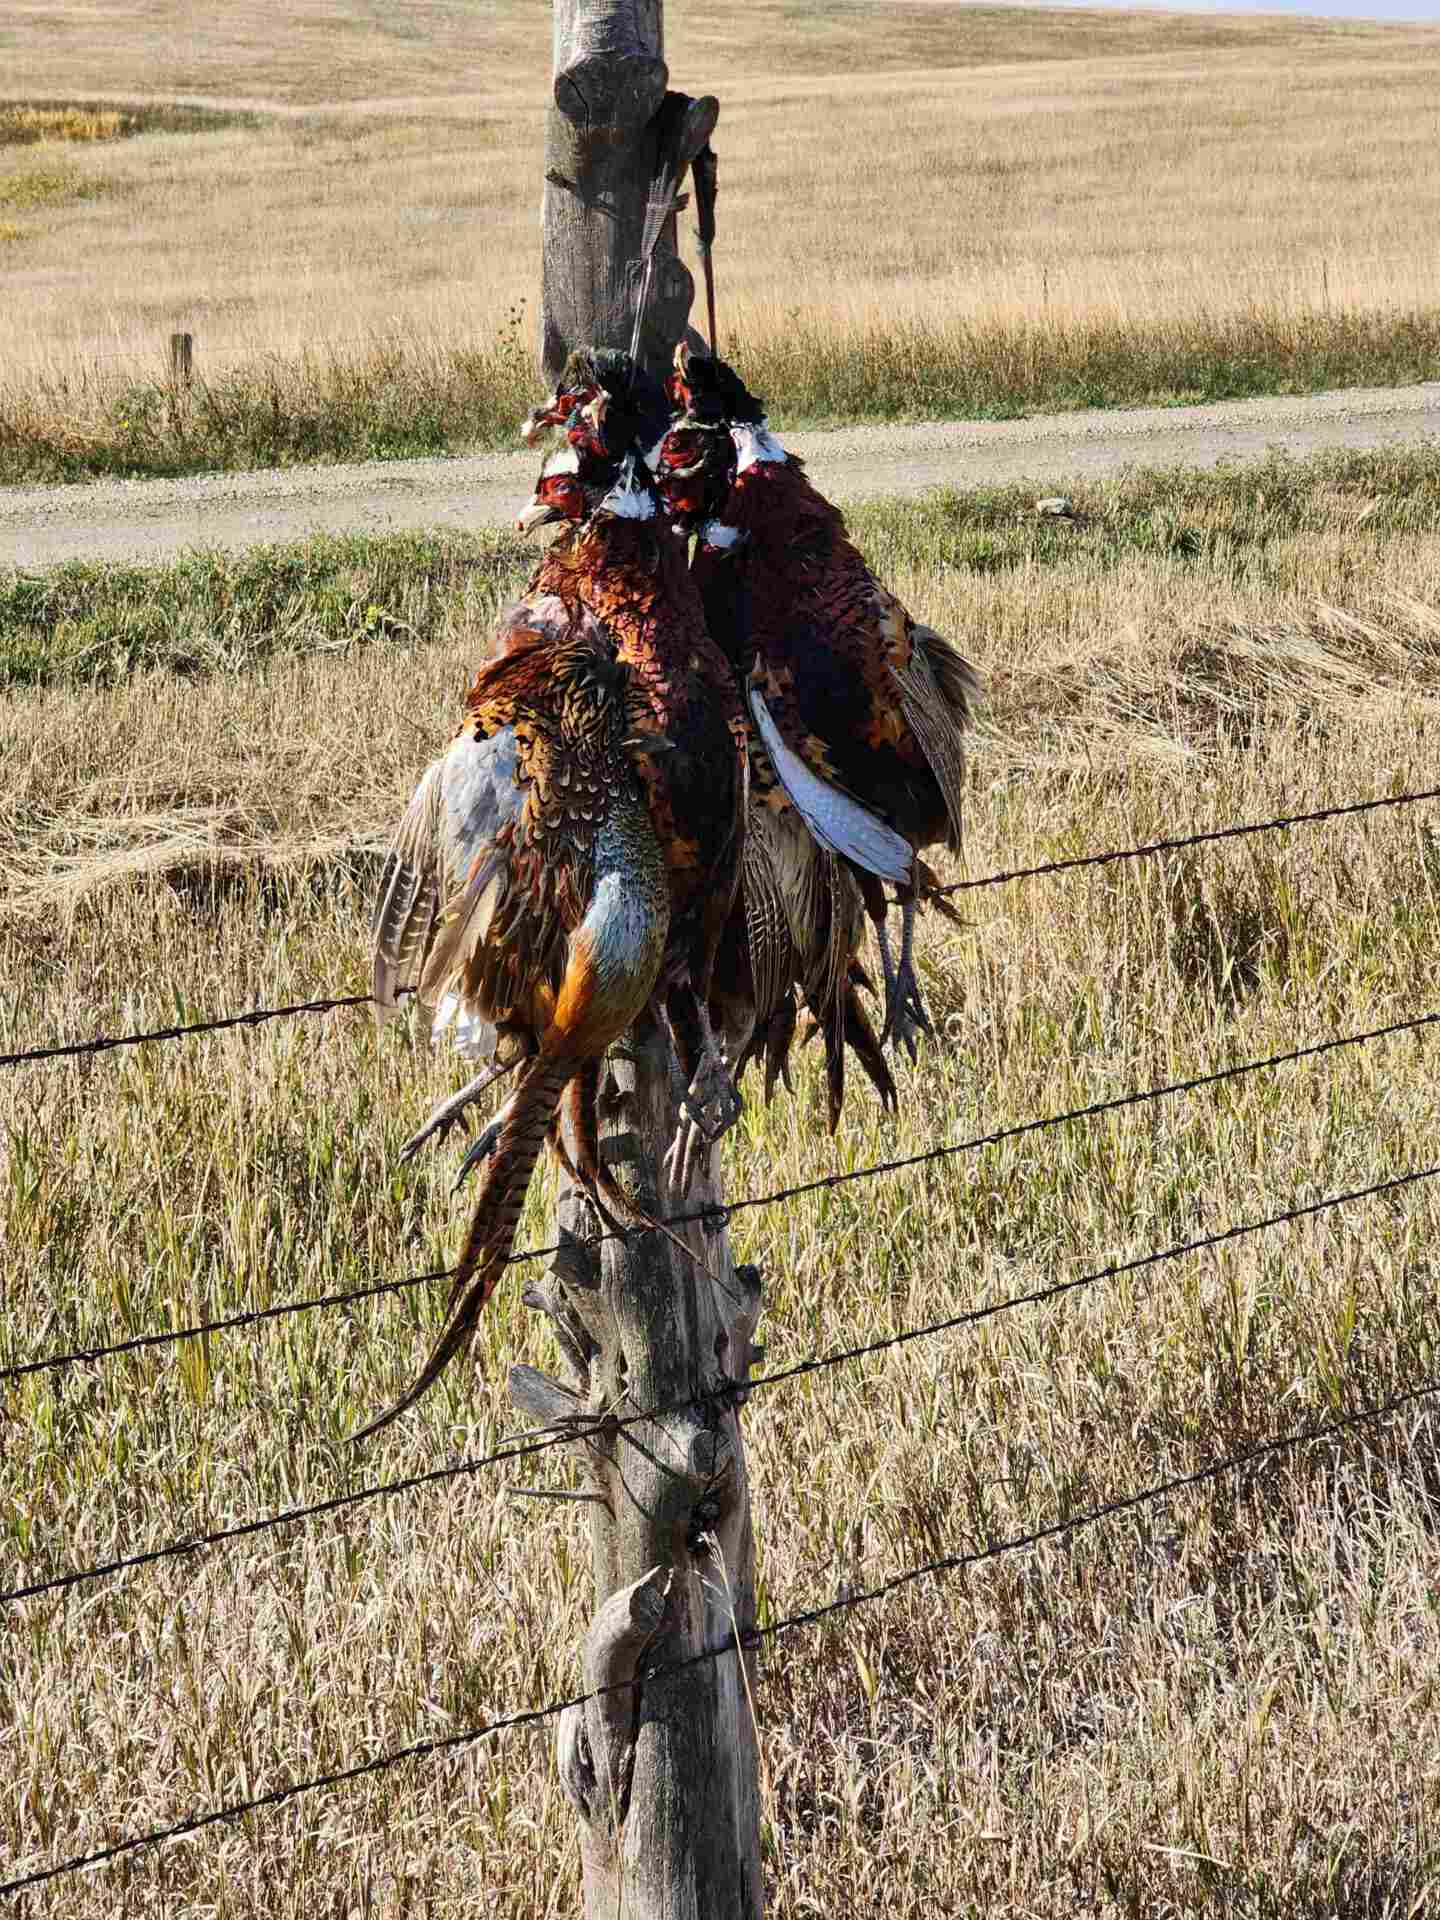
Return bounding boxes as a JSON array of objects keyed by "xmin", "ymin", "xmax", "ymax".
[
  {"xmin": 3, "ymin": 0, "xmax": 1440, "ymax": 478},
  {"xmin": 4, "ymin": 443, "xmax": 1440, "ymax": 1914}
]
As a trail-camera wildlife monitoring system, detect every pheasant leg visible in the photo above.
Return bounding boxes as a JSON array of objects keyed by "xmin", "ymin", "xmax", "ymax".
[
  {"xmin": 663, "ymin": 987, "xmax": 743, "ymax": 1193},
  {"xmin": 398, "ymin": 1056, "xmax": 525, "ymax": 1165},
  {"xmin": 877, "ymin": 897, "xmax": 932, "ymax": 1062}
]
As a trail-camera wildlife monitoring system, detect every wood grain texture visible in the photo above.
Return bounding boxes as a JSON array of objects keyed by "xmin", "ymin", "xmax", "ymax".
[
  {"xmin": 536, "ymin": 12, "xmax": 758, "ymax": 1908},
  {"xmin": 541, "ymin": 0, "xmax": 713, "ymax": 383},
  {"xmin": 541, "ymin": 1017, "xmax": 764, "ymax": 1920}
]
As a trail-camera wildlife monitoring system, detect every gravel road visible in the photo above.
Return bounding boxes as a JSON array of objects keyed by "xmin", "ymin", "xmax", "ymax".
[{"xmin": 2, "ymin": 381, "xmax": 1437, "ymax": 569}]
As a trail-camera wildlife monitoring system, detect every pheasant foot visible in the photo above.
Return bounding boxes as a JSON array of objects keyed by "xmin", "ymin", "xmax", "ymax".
[
  {"xmin": 876, "ymin": 906, "xmax": 932, "ymax": 1063},
  {"xmin": 399, "ymin": 1058, "xmax": 522, "ymax": 1165},
  {"xmin": 450, "ymin": 1090, "xmax": 520, "ymax": 1192},
  {"xmin": 664, "ymin": 1033, "xmax": 743, "ymax": 1195}
]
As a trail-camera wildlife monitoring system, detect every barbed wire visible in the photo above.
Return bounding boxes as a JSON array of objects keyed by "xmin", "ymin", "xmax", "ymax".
[
  {"xmin": 5, "ymin": 1008, "xmax": 1431, "ymax": 1389},
  {"xmin": 4, "ymin": 1375, "xmax": 1433, "ymax": 1899},
  {"xmin": 705, "ymin": 1009, "xmax": 1437, "ymax": 1232},
  {"xmin": 937, "ymin": 783, "xmax": 1439, "ymax": 895},
  {"xmin": 6, "ymin": 1156, "xmax": 1435, "ymax": 1609},
  {"xmin": 3, "ymin": 786, "xmax": 1433, "ymax": 1073},
  {"xmin": 0, "ymin": 992, "xmax": 375, "ymax": 1069}
]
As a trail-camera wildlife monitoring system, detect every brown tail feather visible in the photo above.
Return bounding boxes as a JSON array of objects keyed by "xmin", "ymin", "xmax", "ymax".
[
  {"xmin": 891, "ymin": 626, "xmax": 975, "ymax": 856},
  {"xmin": 354, "ymin": 1053, "xmax": 574, "ymax": 1440},
  {"xmin": 761, "ymin": 992, "xmax": 798, "ymax": 1104},
  {"xmin": 559, "ymin": 1062, "xmax": 640, "ymax": 1240},
  {"xmin": 812, "ymin": 970, "xmax": 846, "ymax": 1135}
]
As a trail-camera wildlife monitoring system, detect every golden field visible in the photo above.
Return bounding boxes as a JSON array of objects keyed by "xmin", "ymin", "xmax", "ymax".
[
  {"xmin": 2, "ymin": 2, "xmax": 1440, "ymax": 478},
  {"xmin": 4, "ymin": 445, "xmax": 1440, "ymax": 1912}
]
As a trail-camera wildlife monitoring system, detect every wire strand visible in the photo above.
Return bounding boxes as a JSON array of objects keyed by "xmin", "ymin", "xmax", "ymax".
[
  {"xmin": 6, "ymin": 1158, "xmax": 1434, "ymax": 1608},
  {"xmin": 4, "ymin": 787, "xmax": 1433, "ymax": 1071},
  {"xmin": 937, "ymin": 784, "xmax": 1439, "ymax": 895},
  {"xmin": 4, "ymin": 1376, "xmax": 1432, "ymax": 1899},
  {"xmin": 7, "ymin": 1008, "xmax": 1432, "ymax": 1387},
  {"xmin": 0, "ymin": 993, "xmax": 374, "ymax": 1069}
]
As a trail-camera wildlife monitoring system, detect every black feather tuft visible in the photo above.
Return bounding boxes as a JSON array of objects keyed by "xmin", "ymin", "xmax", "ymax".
[
  {"xmin": 677, "ymin": 352, "xmax": 766, "ymax": 428},
  {"xmin": 563, "ymin": 348, "xmax": 669, "ymax": 462}
]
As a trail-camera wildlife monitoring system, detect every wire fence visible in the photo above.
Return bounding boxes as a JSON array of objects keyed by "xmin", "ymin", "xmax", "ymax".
[
  {"xmin": 4, "ymin": 1378, "xmax": 1434, "ymax": 1899},
  {"xmin": 3, "ymin": 779, "xmax": 1437, "ymax": 1896},
  {"xmin": 6, "ymin": 1155, "xmax": 1436, "ymax": 1608},
  {"xmin": 2, "ymin": 782, "xmax": 1434, "ymax": 1071},
  {"xmin": 933, "ymin": 783, "xmax": 1440, "ymax": 895},
  {"xmin": 4, "ymin": 1006, "xmax": 1435, "ymax": 1390}
]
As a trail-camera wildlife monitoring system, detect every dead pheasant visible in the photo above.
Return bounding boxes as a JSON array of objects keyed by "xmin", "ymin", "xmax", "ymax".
[
  {"xmin": 359, "ymin": 583, "xmax": 682, "ymax": 1439},
  {"xmin": 657, "ymin": 345, "xmax": 980, "ymax": 1058},
  {"xmin": 517, "ymin": 357, "xmax": 748, "ymax": 1186},
  {"xmin": 528, "ymin": 354, "xmax": 895, "ymax": 1135}
]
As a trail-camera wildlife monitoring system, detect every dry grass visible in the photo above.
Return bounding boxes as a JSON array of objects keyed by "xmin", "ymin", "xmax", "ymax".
[
  {"xmin": 4, "ymin": 444, "xmax": 1440, "ymax": 1913},
  {"xmin": 3, "ymin": 4, "xmax": 1440, "ymax": 476}
]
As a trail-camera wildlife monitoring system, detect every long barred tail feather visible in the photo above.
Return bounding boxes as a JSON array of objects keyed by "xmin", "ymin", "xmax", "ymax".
[
  {"xmin": 890, "ymin": 634, "xmax": 968, "ymax": 856},
  {"xmin": 558, "ymin": 1062, "xmax": 644, "ymax": 1242},
  {"xmin": 371, "ymin": 761, "xmax": 445, "ymax": 1015},
  {"xmin": 353, "ymin": 1053, "xmax": 574, "ymax": 1441}
]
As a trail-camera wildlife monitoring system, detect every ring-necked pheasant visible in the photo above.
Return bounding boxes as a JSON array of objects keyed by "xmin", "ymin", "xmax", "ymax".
[
  {"xmin": 656, "ymin": 345, "xmax": 981, "ymax": 1058},
  {"xmin": 529, "ymin": 355, "xmax": 897, "ymax": 1137},
  {"xmin": 516, "ymin": 356, "xmax": 748, "ymax": 1186},
  {"xmin": 360, "ymin": 594, "xmax": 677, "ymax": 1437}
]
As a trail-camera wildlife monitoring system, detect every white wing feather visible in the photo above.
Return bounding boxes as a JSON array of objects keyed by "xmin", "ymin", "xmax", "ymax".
[
  {"xmin": 747, "ymin": 688, "xmax": 913, "ymax": 886},
  {"xmin": 371, "ymin": 725, "xmax": 524, "ymax": 1023}
]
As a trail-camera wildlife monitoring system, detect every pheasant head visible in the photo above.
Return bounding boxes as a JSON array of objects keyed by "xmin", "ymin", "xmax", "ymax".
[
  {"xmin": 652, "ymin": 420, "xmax": 736, "ymax": 532},
  {"xmin": 520, "ymin": 348, "xmax": 670, "ymax": 467},
  {"xmin": 667, "ymin": 341, "xmax": 766, "ymax": 429},
  {"xmin": 515, "ymin": 440, "xmax": 660, "ymax": 537}
]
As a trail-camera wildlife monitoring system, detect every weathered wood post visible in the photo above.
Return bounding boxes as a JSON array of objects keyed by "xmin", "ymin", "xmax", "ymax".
[
  {"xmin": 540, "ymin": 1, "xmax": 716, "ymax": 383},
  {"xmin": 516, "ymin": 1026, "xmax": 763, "ymax": 1917},
  {"xmin": 517, "ymin": 7, "xmax": 763, "ymax": 1915}
]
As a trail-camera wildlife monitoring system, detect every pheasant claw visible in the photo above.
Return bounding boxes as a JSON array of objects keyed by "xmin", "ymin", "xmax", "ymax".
[
  {"xmin": 876, "ymin": 903, "xmax": 933, "ymax": 1064},
  {"xmin": 665, "ymin": 1044, "xmax": 743, "ymax": 1193},
  {"xmin": 399, "ymin": 1058, "xmax": 518, "ymax": 1165},
  {"xmin": 451, "ymin": 1120, "xmax": 502, "ymax": 1193},
  {"xmin": 663, "ymin": 1119, "xmax": 707, "ymax": 1197},
  {"xmin": 879, "ymin": 958, "xmax": 933, "ymax": 1064}
]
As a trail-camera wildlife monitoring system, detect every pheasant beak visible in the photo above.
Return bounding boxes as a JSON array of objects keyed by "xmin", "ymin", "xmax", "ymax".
[{"xmin": 515, "ymin": 498, "xmax": 564, "ymax": 534}]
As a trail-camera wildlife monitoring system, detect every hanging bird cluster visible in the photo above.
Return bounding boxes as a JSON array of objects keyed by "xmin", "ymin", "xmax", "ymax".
[{"xmin": 362, "ymin": 134, "xmax": 979, "ymax": 1437}]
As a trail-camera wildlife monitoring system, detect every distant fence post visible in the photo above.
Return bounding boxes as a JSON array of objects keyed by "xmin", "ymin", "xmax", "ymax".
[{"xmin": 168, "ymin": 331, "xmax": 193, "ymax": 387}]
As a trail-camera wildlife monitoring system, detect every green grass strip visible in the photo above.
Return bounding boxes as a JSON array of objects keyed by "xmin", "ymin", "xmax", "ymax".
[{"xmin": 5, "ymin": 443, "xmax": 1440, "ymax": 695}]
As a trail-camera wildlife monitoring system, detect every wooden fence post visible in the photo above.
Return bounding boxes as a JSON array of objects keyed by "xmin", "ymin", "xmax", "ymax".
[
  {"xmin": 528, "ymin": 14, "xmax": 760, "ymax": 1909},
  {"xmin": 169, "ymin": 331, "xmax": 193, "ymax": 387},
  {"xmin": 541, "ymin": 1, "xmax": 717, "ymax": 383},
  {"xmin": 516, "ymin": 1021, "xmax": 763, "ymax": 1917}
]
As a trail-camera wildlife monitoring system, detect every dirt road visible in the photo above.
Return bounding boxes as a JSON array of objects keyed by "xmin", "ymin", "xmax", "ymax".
[{"xmin": 3, "ymin": 381, "xmax": 1437, "ymax": 569}]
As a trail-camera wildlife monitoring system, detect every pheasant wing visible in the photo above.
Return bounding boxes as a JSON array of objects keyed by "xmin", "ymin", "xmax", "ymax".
[
  {"xmin": 748, "ymin": 687, "xmax": 913, "ymax": 886},
  {"xmin": 372, "ymin": 724, "xmax": 525, "ymax": 1029}
]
